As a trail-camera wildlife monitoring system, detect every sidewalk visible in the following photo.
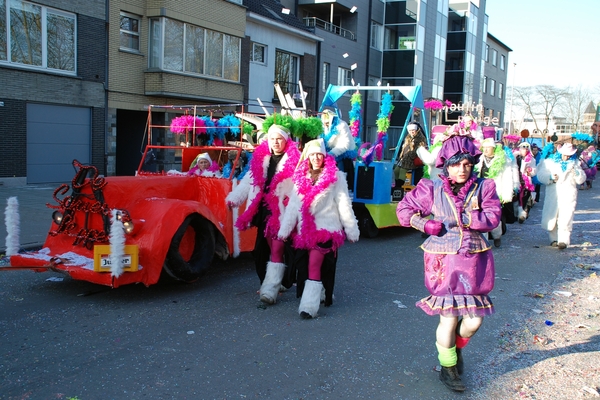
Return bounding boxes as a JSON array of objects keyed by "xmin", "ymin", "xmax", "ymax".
[
  {"xmin": 0, "ymin": 183, "xmax": 58, "ymax": 252},
  {"xmin": 472, "ymin": 182, "xmax": 600, "ymax": 399}
]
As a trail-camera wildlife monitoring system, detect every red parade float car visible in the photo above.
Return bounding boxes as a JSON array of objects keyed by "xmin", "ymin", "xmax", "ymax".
[{"xmin": 8, "ymin": 105, "xmax": 259, "ymax": 287}]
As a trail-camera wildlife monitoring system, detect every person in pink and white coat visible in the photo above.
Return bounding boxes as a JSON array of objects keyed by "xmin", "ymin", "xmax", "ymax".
[
  {"xmin": 226, "ymin": 124, "xmax": 300, "ymax": 305},
  {"xmin": 278, "ymin": 138, "xmax": 359, "ymax": 318},
  {"xmin": 515, "ymin": 142, "xmax": 537, "ymax": 222}
]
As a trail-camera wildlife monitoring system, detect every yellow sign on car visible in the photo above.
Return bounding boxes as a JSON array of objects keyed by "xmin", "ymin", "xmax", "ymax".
[{"xmin": 93, "ymin": 245, "xmax": 139, "ymax": 272}]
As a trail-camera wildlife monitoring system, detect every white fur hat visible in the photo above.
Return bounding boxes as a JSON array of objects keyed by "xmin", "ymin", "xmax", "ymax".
[
  {"xmin": 558, "ymin": 143, "xmax": 577, "ymax": 156},
  {"xmin": 518, "ymin": 142, "xmax": 531, "ymax": 149},
  {"xmin": 298, "ymin": 138, "xmax": 327, "ymax": 166},
  {"xmin": 305, "ymin": 138, "xmax": 326, "ymax": 156},
  {"xmin": 195, "ymin": 152, "xmax": 212, "ymax": 167},
  {"xmin": 267, "ymin": 124, "xmax": 290, "ymax": 142},
  {"xmin": 481, "ymin": 138, "xmax": 496, "ymax": 148}
]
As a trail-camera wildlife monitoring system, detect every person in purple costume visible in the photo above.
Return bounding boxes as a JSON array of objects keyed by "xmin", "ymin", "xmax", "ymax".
[{"xmin": 396, "ymin": 131, "xmax": 501, "ymax": 393}]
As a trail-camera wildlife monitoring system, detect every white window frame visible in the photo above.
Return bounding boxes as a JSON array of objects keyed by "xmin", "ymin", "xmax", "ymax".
[
  {"xmin": 482, "ymin": 75, "xmax": 487, "ymax": 93},
  {"xmin": 274, "ymin": 49, "xmax": 299, "ymax": 98},
  {"xmin": 370, "ymin": 21, "xmax": 383, "ymax": 50},
  {"xmin": 500, "ymin": 54, "xmax": 505, "ymax": 71},
  {"xmin": 337, "ymin": 66, "xmax": 353, "ymax": 87},
  {"xmin": 491, "ymin": 49, "xmax": 497, "ymax": 66},
  {"xmin": 498, "ymin": 82, "xmax": 503, "ymax": 99},
  {"xmin": 120, "ymin": 11, "xmax": 141, "ymax": 52},
  {"xmin": 251, "ymin": 42, "xmax": 266, "ymax": 65},
  {"xmin": 322, "ymin": 62, "xmax": 330, "ymax": 92},
  {"xmin": 0, "ymin": 0, "xmax": 77, "ymax": 74},
  {"xmin": 490, "ymin": 79, "xmax": 496, "ymax": 96}
]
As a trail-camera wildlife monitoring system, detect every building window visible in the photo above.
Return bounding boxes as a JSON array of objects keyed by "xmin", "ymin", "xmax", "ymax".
[
  {"xmin": 368, "ymin": 76, "xmax": 379, "ymax": 100},
  {"xmin": 384, "ymin": 24, "xmax": 416, "ymax": 50},
  {"xmin": 490, "ymin": 79, "xmax": 496, "ymax": 96},
  {"xmin": 120, "ymin": 12, "xmax": 140, "ymax": 51},
  {"xmin": 149, "ymin": 17, "xmax": 240, "ymax": 81},
  {"xmin": 498, "ymin": 83, "xmax": 503, "ymax": 99},
  {"xmin": 491, "ymin": 49, "xmax": 497, "ymax": 66},
  {"xmin": 482, "ymin": 76, "xmax": 487, "ymax": 93},
  {"xmin": 371, "ymin": 21, "xmax": 382, "ymax": 50},
  {"xmin": 322, "ymin": 62, "xmax": 330, "ymax": 92},
  {"xmin": 500, "ymin": 54, "xmax": 505, "ymax": 71},
  {"xmin": 274, "ymin": 49, "xmax": 299, "ymax": 96},
  {"xmin": 338, "ymin": 66, "xmax": 353, "ymax": 86},
  {"xmin": 485, "ymin": 45, "xmax": 489, "ymax": 62},
  {"xmin": 251, "ymin": 43, "xmax": 266, "ymax": 64},
  {"xmin": 0, "ymin": 0, "xmax": 76, "ymax": 73}
]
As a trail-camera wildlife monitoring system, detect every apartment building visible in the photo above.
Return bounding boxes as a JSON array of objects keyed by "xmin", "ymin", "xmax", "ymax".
[
  {"xmin": 1, "ymin": 0, "xmax": 511, "ymax": 183},
  {"xmin": 0, "ymin": 0, "xmax": 107, "ymax": 185},
  {"xmin": 482, "ymin": 32, "xmax": 511, "ymax": 133},
  {"xmin": 109, "ymin": 0, "xmax": 247, "ymax": 175}
]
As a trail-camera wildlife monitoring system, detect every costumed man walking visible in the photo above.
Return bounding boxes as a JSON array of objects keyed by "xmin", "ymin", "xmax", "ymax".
[
  {"xmin": 226, "ymin": 124, "xmax": 300, "ymax": 304},
  {"xmin": 396, "ymin": 125, "xmax": 501, "ymax": 393},
  {"xmin": 536, "ymin": 143, "xmax": 586, "ymax": 249},
  {"xmin": 416, "ymin": 125, "xmax": 446, "ymax": 182},
  {"xmin": 394, "ymin": 121, "xmax": 428, "ymax": 192},
  {"xmin": 475, "ymin": 137, "xmax": 520, "ymax": 247},
  {"xmin": 515, "ymin": 142, "xmax": 537, "ymax": 223},
  {"xmin": 278, "ymin": 139, "xmax": 359, "ymax": 318},
  {"xmin": 531, "ymin": 144, "xmax": 542, "ymax": 203},
  {"xmin": 320, "ymin": 109, "xmax": 356, "ymax": 191}
]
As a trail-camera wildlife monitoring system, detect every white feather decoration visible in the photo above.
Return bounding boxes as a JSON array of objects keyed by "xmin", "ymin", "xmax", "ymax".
[
  {"xmin": 109, "ymin": 209, "xmax": 126, "ymax": 278},
  {"xmin": 5, "ymin": 196, "xmax": 21, "ymax": 256},
  {"xmin": 231, "ymin": 180, "xmax": 240, "ymax": 258}
]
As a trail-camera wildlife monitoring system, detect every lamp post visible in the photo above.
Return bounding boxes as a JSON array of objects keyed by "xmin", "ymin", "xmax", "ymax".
[{"xmin": 508, "ymin": 62, "xmax": 516, "ymax": 134}]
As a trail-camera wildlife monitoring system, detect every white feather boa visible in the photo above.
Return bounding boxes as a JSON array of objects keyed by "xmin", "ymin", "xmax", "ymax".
[
  {"xmin": 5, "ymin": 196, "xmax": 20, "ymax": 256},
  {"xmin": 109, "ymin": 210, "xmax": 126, "ymax": 277}
]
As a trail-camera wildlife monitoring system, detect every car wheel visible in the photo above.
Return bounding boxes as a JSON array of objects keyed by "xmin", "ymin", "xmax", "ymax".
[{"xmin": 163, "ymin": 214, "xmax": 215, "ymax": 283}]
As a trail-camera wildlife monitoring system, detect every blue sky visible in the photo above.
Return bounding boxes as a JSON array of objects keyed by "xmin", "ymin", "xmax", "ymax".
[{"xmin": 485, "ymin": 0, "xmax": 600, "ymax": 89}]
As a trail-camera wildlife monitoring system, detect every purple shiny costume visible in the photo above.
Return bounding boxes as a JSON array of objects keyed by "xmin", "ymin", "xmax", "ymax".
[{"xmin": 397, "ymin": 175, "xmax": 501, "ymax": 317}]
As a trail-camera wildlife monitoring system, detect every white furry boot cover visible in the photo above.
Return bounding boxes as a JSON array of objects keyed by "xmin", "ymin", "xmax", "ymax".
[
  {"xmin": 260, "ymin": 261, "xmax": 286, "ymax": 304},
  {"xmin": 5, "ymin": 196, "xmax": 20, "ymax": 256},
  {"xmin": 299, "ymin": 280, "xmax": 323, "ymax": 319},
  {"xmin": 518, "ymin": 206, "xmax": 527, "ymax": 222}
]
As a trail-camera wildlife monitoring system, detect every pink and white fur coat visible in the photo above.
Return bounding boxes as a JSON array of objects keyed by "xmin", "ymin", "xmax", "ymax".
[
  {"xmin": 278, "ymin": 154, "xmax": 359, "ymax": 250},
  {"xmin": 226, "ymin": 140, "xmax": 300, "ymax": 239}
]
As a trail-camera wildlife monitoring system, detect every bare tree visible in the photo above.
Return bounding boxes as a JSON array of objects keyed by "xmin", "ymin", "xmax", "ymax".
[
  {"xmin": 558, "ymin": 85, "xmax": 594, "ymax": 131},
  {"xmin": 513, "ymin": 85, "xmax": 569, "ymax": 143}
]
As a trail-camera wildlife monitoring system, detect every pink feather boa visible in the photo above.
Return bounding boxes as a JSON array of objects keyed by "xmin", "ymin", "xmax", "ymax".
[
  {"xmin": 520, "ymin": 152, "xmax": 535, "ymax": 192},
  {"xmin": 291, "ymin": 155, "xmax": 346, "ymax": 251},
  {"xmin": 235, "ymin": 141, "xmax": 299, "ymax": 239}
]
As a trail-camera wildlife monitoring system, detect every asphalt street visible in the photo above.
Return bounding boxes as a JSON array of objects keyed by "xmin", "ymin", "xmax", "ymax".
[{"xmin": 1, "ymin": 182, "xmax": 595, "ymax": 399}]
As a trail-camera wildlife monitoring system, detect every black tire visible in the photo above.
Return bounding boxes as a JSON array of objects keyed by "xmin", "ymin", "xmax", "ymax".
[{"xmin": 163, "ymin": 214, "xmax": 215, "ymax": 283}]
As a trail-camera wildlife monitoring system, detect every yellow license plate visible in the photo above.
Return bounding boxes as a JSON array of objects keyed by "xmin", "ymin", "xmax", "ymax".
[{"xmin": 93, "ymin": 245, "xmax": 139, "ymax": 272}]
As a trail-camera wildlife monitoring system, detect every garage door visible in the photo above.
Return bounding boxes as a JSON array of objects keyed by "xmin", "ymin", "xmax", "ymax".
[{"xmin": 27, "ymin": 104, "xmax": 91, "ymax": 184}]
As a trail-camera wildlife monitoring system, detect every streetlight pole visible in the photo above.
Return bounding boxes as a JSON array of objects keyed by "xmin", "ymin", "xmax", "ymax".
[{"xmin": 508, "ymin": 62, "xmax": 516, "ymax": 134}]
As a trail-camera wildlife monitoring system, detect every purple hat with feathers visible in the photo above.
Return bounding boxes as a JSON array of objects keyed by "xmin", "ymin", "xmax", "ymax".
[
  {"xmin": 482, "ymin": 126, "xmax": 496, "ymax": 140},
  {"xmin": 436, "ymin": 135, "xmax": 482, "ymax": 168}
]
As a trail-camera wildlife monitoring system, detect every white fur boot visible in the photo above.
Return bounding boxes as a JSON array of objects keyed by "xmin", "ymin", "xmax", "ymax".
[
  {"xmin": 299, "ymin": 280, "xmax": 323, "ymax": 319},
  {"xmin": 518, "ymin": 206, "xmax": 527, "ymax": 223},
  {"xmin": 260, "ymin": 262, "xmax": 286, "ymax": 304}
]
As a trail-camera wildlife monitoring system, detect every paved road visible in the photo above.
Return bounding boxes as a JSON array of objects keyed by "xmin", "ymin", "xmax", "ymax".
[{"xmin": 1, "ymin": 181, "xmax": 595, "ymax": 399}]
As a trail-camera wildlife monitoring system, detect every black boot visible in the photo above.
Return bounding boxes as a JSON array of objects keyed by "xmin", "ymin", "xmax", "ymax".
[
  {"xmin": 456, "ymin": 347, "xmax": 464, "ymax": 375},
  {"xmin": 439, "ymin": 366, "xmax": 466, "ymax": 392}
]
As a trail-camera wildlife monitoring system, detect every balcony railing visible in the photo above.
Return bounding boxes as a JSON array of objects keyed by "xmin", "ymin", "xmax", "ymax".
[{"xmin": 303, "ymin": 17, "xmax": 356, "ymax": 40}]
